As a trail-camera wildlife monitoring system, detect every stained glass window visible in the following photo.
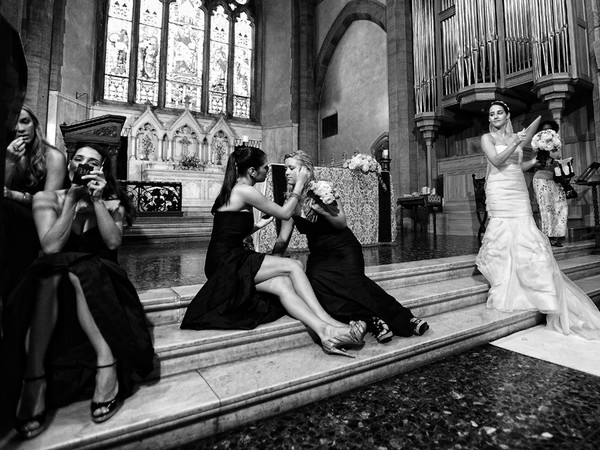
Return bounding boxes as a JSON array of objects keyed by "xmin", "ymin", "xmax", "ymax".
[
  {"xmin": 136, "ymin": 0, "xmax": 162, "ymax": 105},
  {"xmin": 101, "ymin": 0, "xmax": 255, "ymax": 119},
  {"xmin": 166, "ymin": 0, "xmax": 205, "ymax": 111},
  {"xmin": 104, "ymin": 0, "xmax": 133, "ymax": 102},
  {"xmin": 208, "ymin": 6, "xmax": 230, "ymax": 115},
  {"xmin": 233, "ymin": 12, "xmax": 252, "ymax": 118}
]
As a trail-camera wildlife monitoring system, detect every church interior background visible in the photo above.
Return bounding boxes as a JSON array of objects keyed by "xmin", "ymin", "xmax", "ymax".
[{"xmin": 2, "ymin": 0, "xmax": 600, "ymax": 448}]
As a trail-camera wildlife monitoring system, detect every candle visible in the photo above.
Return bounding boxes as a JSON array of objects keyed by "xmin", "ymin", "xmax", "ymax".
[
  {"xmin": 242, "ymin": 135, "xmax": 249, "ymax": 143},
  {"xmin": 382, "ymin": 149, "xmax": 389, "ymax": 159}
]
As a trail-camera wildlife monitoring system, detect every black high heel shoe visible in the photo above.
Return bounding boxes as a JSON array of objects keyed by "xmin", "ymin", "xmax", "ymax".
[
  {"xmin": 91, "ymin": 361, "xmax": 123, "ymax": 423},
  {"xmin": 15, "ymin": 374, "xmax": 48, "ymax": 440},
  {"xmin": 410, "ymin": 318, "xmax": 429, "ymax": 336}
]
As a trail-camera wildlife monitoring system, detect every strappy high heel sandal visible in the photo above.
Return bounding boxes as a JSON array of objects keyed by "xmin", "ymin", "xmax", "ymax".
[
  {"xmin": 410, "ymin": 317, "xmax": 429, "ymax": 336},
  {"xmin": 15, "ymin": 374, "xmax": 48, "ymax": 440},
  {"xmin": 322, "ymin": 337, "xmax": 355, "ymax": 358},
  {"xmin": 349, "ymin": 320, "xmax": 367, "ymax": 346},
  {"xmin": 91, "ymin": 361, "xmax": 122, "ymax": 424}
]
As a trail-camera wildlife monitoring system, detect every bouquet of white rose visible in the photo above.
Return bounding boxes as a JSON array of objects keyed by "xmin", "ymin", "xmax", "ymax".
[
  {"xmin": 343, "ymin": 153, "xmax": 387, "ymax": 191},
  {"xmin": 300, "ymin": 180, "xmax": 340, "ymax": 222},
  {"xmin": 343, "ymin": 153, "xmax": 382, "ymax": 174},
  {"xmin": 531, "ymin": 129, "xmax": 561, "ymax": 169}
]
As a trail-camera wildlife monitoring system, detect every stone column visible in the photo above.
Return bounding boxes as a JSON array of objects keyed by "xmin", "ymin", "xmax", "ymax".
[
  {"xmin": 22, "ymin": 0, "xmax": 65, "ymax": 126},
  {"xmin": 532, "ymin": 74, "xmax": 575, "ymax": 127},
  {"xmin": 295, "ymin": 0, "xmax": 318, "ymax": 160},
  {"xmin": 387, "ymin": 0, "xmax": 418, "ymax": 197}
]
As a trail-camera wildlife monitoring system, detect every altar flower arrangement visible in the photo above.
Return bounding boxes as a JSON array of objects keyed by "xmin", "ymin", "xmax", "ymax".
[
  {"xmin": 343, "ymin": 153, "xmax": 387, "ymax": 191},
  {"xmin": 343, "ymin": 153, "xmax": 382, "ymax": 174},
  {"xmin": 177, "ymin": 155, "xmax": 205, "ymax": 171}
]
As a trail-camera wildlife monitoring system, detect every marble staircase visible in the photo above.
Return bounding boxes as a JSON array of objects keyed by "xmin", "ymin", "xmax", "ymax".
[
  {"xmin": 2, "ymin": 241, "xmax": 599, "ymax": 449},
  {"xmin": 123, "ymin": 215, "xmax": 213, "ymax": 244}
]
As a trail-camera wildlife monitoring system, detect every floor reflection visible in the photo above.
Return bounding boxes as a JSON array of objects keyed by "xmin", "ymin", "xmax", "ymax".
[{"xmin": 119, "ymin": 232, "xmax": 481, "ymax": 291}]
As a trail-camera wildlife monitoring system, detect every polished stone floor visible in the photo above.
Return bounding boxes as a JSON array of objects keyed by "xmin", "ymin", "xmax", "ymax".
[
  {"xmin": 120, "ymin": 231, "xmax": 482, "ymax": 291},
  {"xmin": 120, "ymin": 232, "xmax": 598, "ymax": 449},
  {"xmin": 180, "ymin": 345, "xmax": 600, "ymax": 450}
]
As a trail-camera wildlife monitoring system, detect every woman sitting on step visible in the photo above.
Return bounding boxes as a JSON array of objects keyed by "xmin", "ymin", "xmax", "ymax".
[
  {"xmin": 0, "ymin": 144, "xmax": 155, "ymax": 439},
  {"xmin": 272, "ymin": 151, "xmax": 429, "ymax": 344},
  {"xmin": 181, "ymin": 145, "xmax": 366, "ymax": 357}
]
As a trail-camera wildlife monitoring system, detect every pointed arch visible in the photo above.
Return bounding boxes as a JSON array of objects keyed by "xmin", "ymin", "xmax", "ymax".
[{"xmin": 314, "ymin": 0, "xmax": 386, "ymax": 103}]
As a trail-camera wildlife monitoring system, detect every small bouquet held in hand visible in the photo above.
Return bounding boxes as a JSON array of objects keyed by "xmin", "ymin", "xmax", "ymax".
[
  {"xmin": 531, "ymin": 129, "xmax": 562, "ymax": 169},
  {"xmin": 531, "ymin": 129, "xmax": 577, "ymax": 199},
  {"xmin": 343, "ymin": 153, "xmax": 387, "ymax": 191},
  {"xmin": 300, "ymin": 180, "xmax": 340, "ymax": 222}
]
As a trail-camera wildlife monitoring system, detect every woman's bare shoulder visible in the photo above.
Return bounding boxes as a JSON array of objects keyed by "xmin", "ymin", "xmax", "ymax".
[{"xmin": 45, "ymin": 147, "xmax": 67, "ymax": 164}]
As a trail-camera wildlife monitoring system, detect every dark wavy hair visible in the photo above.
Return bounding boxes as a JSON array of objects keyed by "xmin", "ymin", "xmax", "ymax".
[
  {"xmin": 212, "ymin": 145, "xmax": 267, "ymax": 214},
  {"xmin": 489, "ymin": 100, "xmax": 510, "ymax": 114},
  {"xmin": 70, "ymin": 144, "xmax": 136, "ymax": 224},
  {"xmin": 20, "ymin": 105, "xmax": 60, "ymax": 188}
]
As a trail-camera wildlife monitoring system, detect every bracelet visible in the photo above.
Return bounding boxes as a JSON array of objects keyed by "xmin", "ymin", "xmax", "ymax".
[
  {"xmin": 289, "ymin": 192, "xmax": 302, "ymax": 202},
  {"xmin": 22, "ymin": 192, "xmax": 27, "ymax": 202}
]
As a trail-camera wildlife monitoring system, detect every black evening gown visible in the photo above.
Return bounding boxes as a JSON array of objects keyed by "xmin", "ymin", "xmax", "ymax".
[
  {"xmin": 181, "ymin": 211, "xmax": 285, "ymax": 330},
  {"xmin": 1, "ymin": 175, "xmax": 46, "ymax": 303},
  {"xmin": 294, "ymin": 215, "xmax": 414, "ymax": 337},
  {"xmin": 0, "ymin": 227, "xmax": 155, "ymax": 422}
]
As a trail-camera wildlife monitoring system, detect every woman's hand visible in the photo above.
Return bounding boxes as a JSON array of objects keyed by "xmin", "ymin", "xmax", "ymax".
[
  {"xmin": 255, "ymin": 215, "xmax": 274, "ymax": 230},
  {"xmin": 510, "ymin": 130, "xmax": 527, "ymax": 147},
  {"xmin": 295, "ymin": 166, "xmax": 310, "ymax": 188},
  {"xmin": 83, "ymin": 170, "xmax": 107, "ymax": 200},
  {"xmin": 6, "ymin": 137, "xmax": 27, "ymax": 162}
]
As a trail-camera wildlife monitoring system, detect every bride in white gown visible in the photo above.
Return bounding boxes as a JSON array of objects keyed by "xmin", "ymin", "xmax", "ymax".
[{"xmin": 475, "ymin": 100, "xmax": 600, "ymax": 340}]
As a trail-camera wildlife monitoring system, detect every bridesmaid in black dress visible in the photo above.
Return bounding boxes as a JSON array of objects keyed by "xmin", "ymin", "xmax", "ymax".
[
  {"xmin": 181, "ymin": 145, "xmax": 366, "ymax": 357},
  {"xmin": 272, "ymin": 151, "xmax": 429, "ymax": 343},
  {"xmin": 2, "ymin": 105, "xmax": 67, "ymax": 303},
  {"xmin": 0, "ymin": 145, "xmax": 154, "ymax": 439}
]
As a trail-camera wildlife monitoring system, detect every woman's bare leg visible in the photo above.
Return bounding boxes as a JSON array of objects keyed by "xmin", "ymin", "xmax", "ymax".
[
  {"xmin": 16, "ymin": 274, "xmax": 60, "ymax": 428},
  {"xmin": 255, "ymin": 255, "xmax": 347, "ymax": 328},
  {"xmin": 68, "ymin": 273, "xmax": 118, "ymax": 417},
  {"xmin": 255, "ymin": 276, "xmax": 348, "ymax": 343}
]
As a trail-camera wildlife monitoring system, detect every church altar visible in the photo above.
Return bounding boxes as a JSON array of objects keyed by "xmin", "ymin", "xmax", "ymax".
[
  {"xmin": 254, "ymin": 166, "xmax": 396, "ymax": 253},
  {"xmin": 140, "ymin": 162, "xmax": 225, "ymax": 214}
]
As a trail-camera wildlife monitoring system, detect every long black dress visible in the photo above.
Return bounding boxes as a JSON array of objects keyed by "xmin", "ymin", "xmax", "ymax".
[
  {"xmin": 294, "ymin": 214, "xmax": 415, "ymax": 337},
  {"xmin": 181, "ymin": 211, "xmax": 285, "ymax": 330},
  {"xmin": 1, "ymin": 173, "xmax": 46, "ymax": 303},
  {"xmin": 0, "ymin": 227, "xmax": 155, "ymax": 422}
]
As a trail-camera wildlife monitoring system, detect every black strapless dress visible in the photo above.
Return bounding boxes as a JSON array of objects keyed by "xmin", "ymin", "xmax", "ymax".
[
  {"xmin": 181, "ymin": 211, "xmax": 285, "ymax": 330},
  {"xmin": 1, "ymin": 176, "xmax": 46, "ymax": 303},
  {"xmin": 295, "ymin": 215, "xmax": 414, "ymax": 336},
  {"xmin": 0, "ymin": 228, "xmax": 154, "ymax": 421}
]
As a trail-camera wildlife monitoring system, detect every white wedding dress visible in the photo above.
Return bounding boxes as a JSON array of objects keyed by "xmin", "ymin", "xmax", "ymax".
[{"xmin": 475, "ymin": 144, "xmax": 600, "ymax": 339}]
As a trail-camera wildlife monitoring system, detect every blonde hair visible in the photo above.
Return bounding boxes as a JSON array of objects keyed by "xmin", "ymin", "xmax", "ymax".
[
  {"xmin": 283, "ymin": 150, "xmax": 316, "ymax": 196},
  {"xmin": 20, "ymin": 105, "xmax": 58, "ymax": 188}
]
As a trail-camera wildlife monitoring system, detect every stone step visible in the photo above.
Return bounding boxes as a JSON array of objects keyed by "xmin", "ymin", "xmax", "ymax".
[
  {"xmin": 0, "ymin": 299, "xmax": 582, "ymax": 450},
  {"xmin": 143, "ymin": 260, "xmax": 600, "ymax": 380},
  {"xmin": 138, "ymin": 243, "xmax": 599, "ymax": 327}
]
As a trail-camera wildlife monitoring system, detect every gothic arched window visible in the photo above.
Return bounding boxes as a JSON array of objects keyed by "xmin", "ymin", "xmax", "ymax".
[{"xmin": 101, "ymin": 0, "xmax": 255, "ymax": 119}]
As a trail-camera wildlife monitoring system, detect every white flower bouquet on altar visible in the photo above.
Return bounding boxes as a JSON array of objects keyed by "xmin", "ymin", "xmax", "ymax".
[
  {"xmin": 342, "ymin": 153, "xmax": 387, "ymax": 191},
  {"xmin": 343, "ymin": 153, "xmax": 382, "ymax": 174},
  {"xmin": 300, "ymin": 180, "xmax": 340, "ymax": 222}
]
